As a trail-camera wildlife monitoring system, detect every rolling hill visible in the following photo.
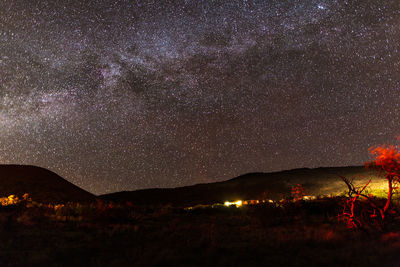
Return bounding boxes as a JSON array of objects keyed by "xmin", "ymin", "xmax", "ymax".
[
  {"xmin": 0, "ymin": 165, "xmax": 385, "ymax": 206},
  {"xmin": 100, "ymin": 166, "xmax": 384, "ymax": 206},
  {"xmin": 0, "ymin": 165, "xmax": 95, "ymax": 203}
]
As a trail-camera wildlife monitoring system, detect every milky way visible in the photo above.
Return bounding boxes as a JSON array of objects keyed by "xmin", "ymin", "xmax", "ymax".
[{"xmin": 0, "ymin": 0, "xmax": 399, "ymax": 194}]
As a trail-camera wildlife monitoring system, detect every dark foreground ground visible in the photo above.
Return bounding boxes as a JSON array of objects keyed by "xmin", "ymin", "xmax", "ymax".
[{"xmin": 1, "ymin": 197, "xmax": 400, "ymax": 267}]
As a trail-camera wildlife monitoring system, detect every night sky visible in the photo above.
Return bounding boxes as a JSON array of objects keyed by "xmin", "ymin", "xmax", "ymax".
[{"xmin": 0, "ymin": 0, "xmax": 399, "ymax": 194}]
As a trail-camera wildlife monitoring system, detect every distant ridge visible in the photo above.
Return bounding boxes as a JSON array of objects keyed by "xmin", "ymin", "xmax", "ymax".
[
  {"xmin": 0, "ymin": 165, "xmax": 95, "ymax": 203},
  {"xmin": 100, "ymin": 166, "xmax": 382, "ymax": 206}
]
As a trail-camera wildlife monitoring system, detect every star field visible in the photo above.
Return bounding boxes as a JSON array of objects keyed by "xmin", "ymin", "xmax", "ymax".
[{"xmin": 0, "ymin": 0, "xmax": 399, "ymax": 194}]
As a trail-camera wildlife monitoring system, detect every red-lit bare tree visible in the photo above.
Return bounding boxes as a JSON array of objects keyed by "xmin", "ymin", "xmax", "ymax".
[
  {"xmin": 340, "ymin": 176, "xmax": 371, "ymax": 229},
  {"xmin": 340, "ymin": 144, "xmax": 400, "ymax": 229},
  {"xmin": 366, "ymin": 145, "xmax": 400, "ymax": 219}
]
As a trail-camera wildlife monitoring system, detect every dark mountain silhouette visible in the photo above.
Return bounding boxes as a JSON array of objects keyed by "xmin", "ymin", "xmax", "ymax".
[
  {"xmin": 100, "ymin": 166, "xmax": 382, "ymax": 206},
  {"xmin": 0, "ymin": 165, "xmax": 95, "ymax": 203}
]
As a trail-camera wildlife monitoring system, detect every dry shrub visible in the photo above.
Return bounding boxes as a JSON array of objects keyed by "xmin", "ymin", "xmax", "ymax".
[{"xmin": 291, "ymin": 184, "xmax": 306, "ymax": 202}]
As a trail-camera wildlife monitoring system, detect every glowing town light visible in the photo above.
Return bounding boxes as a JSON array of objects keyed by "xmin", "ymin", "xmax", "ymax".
[
  {"xmin": 302, "ymin": 195, "xmax": 317, "ymax": 201},
  {"xmin": 224, "ymin": 200, "xmax": 243, "ymax": 207}
]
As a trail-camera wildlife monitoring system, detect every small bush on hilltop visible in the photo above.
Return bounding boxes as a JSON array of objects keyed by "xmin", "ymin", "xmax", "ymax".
[{"xmin": 291, "ymin": 184, "xmax": 306, "ymax": 202}]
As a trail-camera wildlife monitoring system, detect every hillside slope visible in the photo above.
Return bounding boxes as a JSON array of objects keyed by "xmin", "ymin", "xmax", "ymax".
[
  {"xmin": 100, "ymin": 166, "xmax": 383, "ymax": 206},
  {"xmin": 0, "ymin": 165, "xmax": 95, "ymax": 203}
]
